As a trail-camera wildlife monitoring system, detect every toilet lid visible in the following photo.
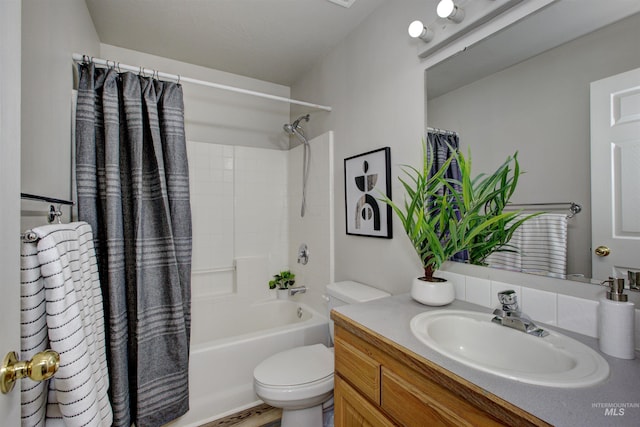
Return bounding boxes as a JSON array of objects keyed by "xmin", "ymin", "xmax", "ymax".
[{"xmin": 254, "ymin": 344, "xmax": 334, "ymax": 387}]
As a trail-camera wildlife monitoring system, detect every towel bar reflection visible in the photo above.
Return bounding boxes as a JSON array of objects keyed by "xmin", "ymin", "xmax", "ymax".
[{"xmin": 506, "ymin": 201, "xmax": 582, "ymax": 218}]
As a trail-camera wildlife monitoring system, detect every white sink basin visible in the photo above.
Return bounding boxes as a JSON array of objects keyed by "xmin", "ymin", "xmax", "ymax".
[{"xmin": 410, "ymin": 310, "xmax": 609, "ymax": 388}]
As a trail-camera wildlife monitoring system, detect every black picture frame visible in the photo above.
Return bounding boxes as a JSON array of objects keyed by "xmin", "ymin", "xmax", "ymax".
[{"xmin": 344, "ymin": 147, "xmax": 392, "ymax": 238}]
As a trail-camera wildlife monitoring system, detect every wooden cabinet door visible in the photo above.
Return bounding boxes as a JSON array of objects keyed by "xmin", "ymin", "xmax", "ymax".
[
  {"xmin": 335, "ymin": 375, "xmax": 396, "ymax": 427},
  {"xmin": 334, "ymin": 332, "xmax": 381, "ymax": 404},
  {"xmin": 381, "ymin": 367, "xmax": 505, "ymax": 427}
]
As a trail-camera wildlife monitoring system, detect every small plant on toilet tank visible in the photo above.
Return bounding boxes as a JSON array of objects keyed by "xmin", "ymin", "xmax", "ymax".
[{"xmin": 382, "ymin": 140, "xmax": 537, "ymax": 305}]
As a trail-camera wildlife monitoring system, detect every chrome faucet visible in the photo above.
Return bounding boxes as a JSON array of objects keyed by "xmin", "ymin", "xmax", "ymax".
[
  {"xmin": 289, "ymin": 286, "xmax": 307, "ymax": 296},
  {"xmin": 491, "ymin": 290, "xmax": 548, "ymax": 337}
]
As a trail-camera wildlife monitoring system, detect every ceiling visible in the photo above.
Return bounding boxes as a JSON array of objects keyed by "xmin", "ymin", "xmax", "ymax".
[{"xmin": 84, "ymin": 0, "xmax": 387, "ymax": 87}]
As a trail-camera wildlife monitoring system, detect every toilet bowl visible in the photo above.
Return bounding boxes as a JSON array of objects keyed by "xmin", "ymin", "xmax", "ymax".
[
  {"xmin": 253, "ymin": 281, "xmax": 390, "ymax": 427},
  {"xmin": 254, "ymin": 344, "xmax": 334, "ymax": 426}
]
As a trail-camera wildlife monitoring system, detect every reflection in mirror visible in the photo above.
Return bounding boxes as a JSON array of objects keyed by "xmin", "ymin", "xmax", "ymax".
[{"xmin": 426, "ymin": 8, "xmax": 640, "ymax": 283}]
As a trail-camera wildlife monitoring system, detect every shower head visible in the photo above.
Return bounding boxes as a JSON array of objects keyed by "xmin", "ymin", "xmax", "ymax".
[
  {"xmin": 283, "ymin": 123, "xmax": 295, "ymax": 134},
  {"xmin": 283, "ymin": 114, "xmax": 310, "ymax": 135}
]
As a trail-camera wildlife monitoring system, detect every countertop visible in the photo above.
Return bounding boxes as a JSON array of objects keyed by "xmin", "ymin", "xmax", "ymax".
[{"xmin": 333, "ymin": 294, "xmax": 640, "ymax": 427}]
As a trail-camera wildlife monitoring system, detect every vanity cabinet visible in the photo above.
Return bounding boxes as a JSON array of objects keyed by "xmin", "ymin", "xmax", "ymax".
[{"xmin": 332, "ymin": 310, "xmax": 550, "ymax": 427}]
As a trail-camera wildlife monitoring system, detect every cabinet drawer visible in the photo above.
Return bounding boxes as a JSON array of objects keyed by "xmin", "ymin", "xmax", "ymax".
[
  {"xmin": 335, "ymin": 374, "xmax": 396, "ymax": 427},
  {"xmin": 381, "ymin": 367, "xmax": 506, "ymax": 427},
  {"xmin": 335, "ymin": 333, "xmax": 381, "ymax": 404}
]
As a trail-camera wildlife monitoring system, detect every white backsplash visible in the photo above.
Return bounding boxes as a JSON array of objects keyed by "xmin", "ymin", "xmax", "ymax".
[{"xmin": 439, "ymin": 271, "xmax": 640, "ymax": 352}]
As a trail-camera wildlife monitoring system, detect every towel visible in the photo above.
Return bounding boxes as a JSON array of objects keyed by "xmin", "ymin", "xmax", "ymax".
[
  {"xmin": 486, "ymin": 213, "xmax": 568, "ymax": 279},
  {"xmin": 20, "ymin": 222, "xmax": 113, "ymax": 427}
]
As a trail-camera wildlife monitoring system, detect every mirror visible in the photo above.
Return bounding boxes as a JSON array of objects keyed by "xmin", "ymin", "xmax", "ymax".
[{"xmin": 426, "ymin": 2, "xmax": 640, "ymax": 283}]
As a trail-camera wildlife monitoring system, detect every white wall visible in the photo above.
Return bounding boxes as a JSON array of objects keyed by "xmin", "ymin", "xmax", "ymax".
[
  {"xmin": 428, "ymin": 13, "xmax": 640, "ymax": 278},
  {"xmin": 291, "ymin": 0, "xmax": 428, "ymax": 295},
  {"xmin": 21, "ymin": 0, "xmax": 100, "ymax": 228},
  {"xmin": 0, "ymin": 1, "xmax": 22, "ymax": 424},
  {"xmin": 99, "ymin": 45, "xmax": 291, "ymax": 151}
]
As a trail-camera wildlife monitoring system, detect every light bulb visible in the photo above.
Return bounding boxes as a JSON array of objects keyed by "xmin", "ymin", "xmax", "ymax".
[
  {"xmin": 407, "ymin": 20, "xmax": 434, "ymax": 43},
  {"xmin": 437, "ymin": 0, "xmax": 464, "ymax": 23},
  {"xmin": 437, "ymin": 0, "xmax": 454, "ymax": 18}
]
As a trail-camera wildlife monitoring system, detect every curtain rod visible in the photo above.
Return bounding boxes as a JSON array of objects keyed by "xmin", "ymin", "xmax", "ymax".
[
  {"xmin": 72, "ymin": 53, "xmax": 332, "ymax": 112},
  {"xmin": 427, "ymin": 126, "xmax": 458, "ymax": 136}
]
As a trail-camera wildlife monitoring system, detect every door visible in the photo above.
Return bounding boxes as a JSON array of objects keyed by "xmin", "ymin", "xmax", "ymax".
[
  {"xmin": 591, "ymin": 67, "xmax": 640, "ymax": 281},
  {"xmin": 0, "ymin": 1, "xmax": 21, "ymax": 425}
]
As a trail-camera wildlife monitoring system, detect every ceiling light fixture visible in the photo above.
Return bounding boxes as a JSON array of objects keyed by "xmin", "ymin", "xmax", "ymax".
[
  {"xmin": 408, "ymin": 20, "xmax": 434, "ymax": 43},
  {"xmin": 437, "ymin": 0, "xmax": 465, "ymax": 23}
]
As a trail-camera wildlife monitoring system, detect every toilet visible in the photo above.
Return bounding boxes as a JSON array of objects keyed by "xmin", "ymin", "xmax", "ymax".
[{"xmin": 253, "ymin": 281, "xmax": 390, "ymax": 427}]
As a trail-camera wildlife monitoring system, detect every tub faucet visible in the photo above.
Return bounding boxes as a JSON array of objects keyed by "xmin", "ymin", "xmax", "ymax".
[
  {"xmin": 289, "ymin": 286, "xmax": 307, "ymax": 296},
  {"xmin": 491, "ymin": 290, "xmax": 548, "ymax": 337}
]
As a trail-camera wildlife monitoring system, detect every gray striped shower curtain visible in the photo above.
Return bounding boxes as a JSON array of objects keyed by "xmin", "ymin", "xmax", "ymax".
[
  {"xmin": 75, "ymin": 63, "xmax": 192, "ymax": 427},
  {"xmin": 426, "ymin": 131, "xmax": 467, "ymax": 262}
]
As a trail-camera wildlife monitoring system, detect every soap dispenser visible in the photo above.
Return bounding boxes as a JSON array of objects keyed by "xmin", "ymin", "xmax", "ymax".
[{"xmin": 598, "ymin": 277, "xmax": 635, "ymax": 359}]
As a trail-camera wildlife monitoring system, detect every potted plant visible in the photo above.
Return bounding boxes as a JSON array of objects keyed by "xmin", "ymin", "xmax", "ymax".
[
  {"xmin": 269, "ymin": 270, "xmax": 296, "ymax": 299},
  {"xmin": 382, "ymin": 140, "xmax": 536, "ymax": 306}
]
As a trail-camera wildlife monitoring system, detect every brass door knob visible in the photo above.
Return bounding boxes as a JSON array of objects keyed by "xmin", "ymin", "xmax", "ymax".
[
  {"xmin": 595, "ymin": 246, "xmax": 611, "ymax": 257},
  {"xmin": 0, "ymin": 350, "xmax": 59, "ymax": 394}
]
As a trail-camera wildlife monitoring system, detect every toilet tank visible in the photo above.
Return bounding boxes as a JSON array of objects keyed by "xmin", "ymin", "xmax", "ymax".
[{"xmin": 326, "ymin": 281, "xmax": 390, "ymax": 342}]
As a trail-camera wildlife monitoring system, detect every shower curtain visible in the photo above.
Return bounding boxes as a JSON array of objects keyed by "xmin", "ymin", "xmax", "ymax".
[
  {"xmin": 75, "ymin": 63, "xmax": 192, "ymax": 427},
  {"xmin": 427, "ymin": 131, "xmax": 467, "ymax": 262}
]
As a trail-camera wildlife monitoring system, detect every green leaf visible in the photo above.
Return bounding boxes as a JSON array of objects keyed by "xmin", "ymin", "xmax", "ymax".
[{"xmin": 380, "ymin": 138, "xmax": 540, "ymax": 274}]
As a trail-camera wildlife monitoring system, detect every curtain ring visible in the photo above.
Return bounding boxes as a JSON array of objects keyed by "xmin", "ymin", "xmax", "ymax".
[
  {"xmin": 153, "ymin": 69, "xmax": 159, "ymax": 80},
  {"xmin": 116, "ymin": 62, "xmax": 122, "ymax": 73},
  {"xmin": 89, "ymin": 56, "xmax": 94, "ymax": 64},
  {"xmin": 82, "ymin": 54, "xmax": 89, "ymax": 64},
  {"xmin": 177, "ymin": 75, "xmax": 181, "ymax": 85},
  {"xmin": 139, "ymin": 66, "xmax": 144, "ymax": 76}
]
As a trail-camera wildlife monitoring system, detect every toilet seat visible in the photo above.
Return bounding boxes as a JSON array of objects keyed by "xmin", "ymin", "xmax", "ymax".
[
  {"xmin": 253, "ymin": 344, "xmax": 334, "ymax": 407},
  {"xmin": 254, "ymin": 344, "xmax": 334, "ymax": 387}
]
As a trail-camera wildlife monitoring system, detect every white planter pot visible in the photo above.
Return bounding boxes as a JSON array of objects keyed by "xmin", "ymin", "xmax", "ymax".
[
  {"xmin": 411, "ymin": 277, "xmax": 455, "ymax": 306},
  {"xmin": 276, "ymin": 289, "xmax": 290, "ymax": 300}
]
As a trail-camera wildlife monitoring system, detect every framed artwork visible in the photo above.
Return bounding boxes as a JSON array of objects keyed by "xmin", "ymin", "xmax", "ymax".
[{"xmin": 344, "ymin": 147, "xmax": 392, "ymax": 238}]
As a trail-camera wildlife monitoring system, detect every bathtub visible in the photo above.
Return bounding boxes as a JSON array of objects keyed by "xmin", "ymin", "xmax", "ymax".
[{"xmin": 169, "ymin": 296, "xmax": 329, "ymax": 427}]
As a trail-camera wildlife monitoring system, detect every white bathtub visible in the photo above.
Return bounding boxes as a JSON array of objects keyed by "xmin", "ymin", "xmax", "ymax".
[{"xmin": 168, "ymin": 296, "xmax": 329, "ymax": 427}]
